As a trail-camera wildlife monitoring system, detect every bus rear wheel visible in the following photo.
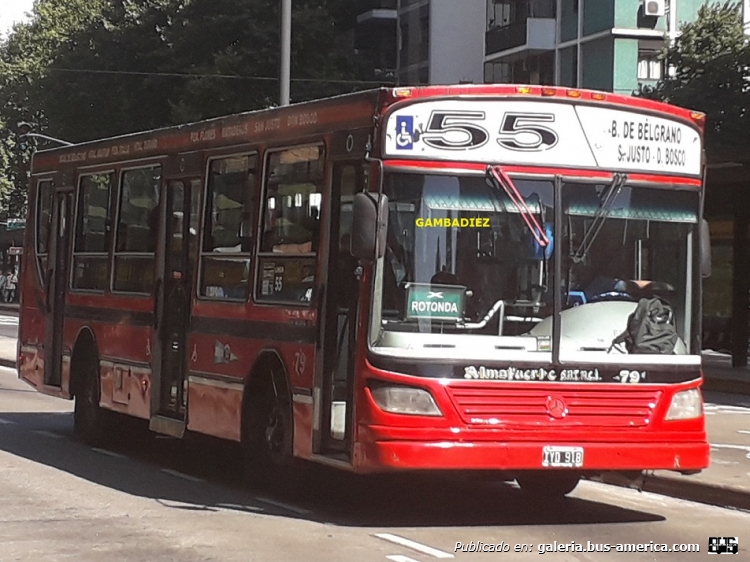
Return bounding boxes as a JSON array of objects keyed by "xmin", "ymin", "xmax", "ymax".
[
  {"xmin": 73, "ymin": 353, "xmax": 108, "ymax": 446},
  {"xmin": 516, "ymin": 471, "xmax": 581, "ymax": 498}
]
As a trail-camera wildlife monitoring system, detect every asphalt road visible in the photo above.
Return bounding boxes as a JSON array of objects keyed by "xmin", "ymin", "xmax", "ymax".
[{"xmin": 1, "ymin": 365, "xmax": 748, "ymax": 561}]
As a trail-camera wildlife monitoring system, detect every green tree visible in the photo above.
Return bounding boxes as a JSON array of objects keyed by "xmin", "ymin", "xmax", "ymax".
[
  {"xmin": 0, "ymin": 0, "xmax": 384, "ymax": 215},
  {"xmin": 0, "ymin": 0, "xmax": 107, "ymax": 216},
  {"xmin": 640, "ymin": 1, "xmax": 750, "ymax": 151}
]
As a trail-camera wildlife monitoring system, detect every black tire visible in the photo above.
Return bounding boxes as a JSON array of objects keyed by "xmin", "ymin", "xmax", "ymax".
[
  {"xmin": 242, "ymin": 376, "xmax": 304, "ymax": 496},
  {"xmin": 73, "ymin": 353, "xmax": 108, "ymax": 446},
  {"xmin": 516, "ymin": 471, "xmax": 580, "ymax": 499}
]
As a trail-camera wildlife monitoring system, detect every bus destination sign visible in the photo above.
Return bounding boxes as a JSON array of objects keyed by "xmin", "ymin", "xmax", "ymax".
[
  {"xmin": 406, "ymin": 283, "xmax": 465, "ymax": 321},
  {"xmin": 384, "ymin": 100, "xmax": 702, "ymax": 177}
]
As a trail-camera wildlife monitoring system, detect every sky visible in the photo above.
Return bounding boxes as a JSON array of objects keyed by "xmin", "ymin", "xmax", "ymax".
[{"xmin": 0, "ymin": 0, "xmax": 34, "ymax": 37}]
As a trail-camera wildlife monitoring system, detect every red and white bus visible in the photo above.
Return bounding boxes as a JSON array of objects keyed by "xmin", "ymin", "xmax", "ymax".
[{"xmin": 18, "ymin": 85, "xmax": 710, "ymax": 496}]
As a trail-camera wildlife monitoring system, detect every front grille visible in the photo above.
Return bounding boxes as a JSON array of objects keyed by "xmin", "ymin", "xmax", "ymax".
[{"xmin": 447, "ymin": 385, "xmax": 662, "ymax": 428}]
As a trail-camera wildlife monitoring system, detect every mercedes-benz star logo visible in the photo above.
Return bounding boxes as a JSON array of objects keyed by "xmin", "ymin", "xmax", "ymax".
[{"xmin": 546, "ymin": 395, "xmax": 568, "ymax": 419}]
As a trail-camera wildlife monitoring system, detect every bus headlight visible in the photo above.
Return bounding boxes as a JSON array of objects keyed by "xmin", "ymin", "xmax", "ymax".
[
  {"xmin": 665, "ymin": 389, "xmax": 703, "ymax": 420},
  {"xmin": 370, "ymin": 385, "xmax": 442, "ymax": 416}
]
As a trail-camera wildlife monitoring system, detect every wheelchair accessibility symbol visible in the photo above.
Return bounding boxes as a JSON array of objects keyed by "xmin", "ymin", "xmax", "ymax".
[{"xmin": 396, "ymin": 116, "xmax": 414, "ymax": 150}]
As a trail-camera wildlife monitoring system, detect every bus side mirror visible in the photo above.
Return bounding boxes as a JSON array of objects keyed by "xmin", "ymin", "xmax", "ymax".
[
  {"xmin": 350, "ymin": 192, "xmax": 388, "ymax": 261},
  {"xmin": 700, "ymin": 218, "xmax": 712, "ymax": 278}
]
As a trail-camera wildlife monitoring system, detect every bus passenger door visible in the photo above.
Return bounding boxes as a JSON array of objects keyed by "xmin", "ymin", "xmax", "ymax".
[
  {"xmin": 319, "ymin": 162, "xmax": 364, "ymax": 456},
  {"xmin": 44, "ymin": 190, "xmax": 73, "ymax": 387},
  {"xmin": 151, "ymin": 171, "xmax": 200, "ymax": 433}
]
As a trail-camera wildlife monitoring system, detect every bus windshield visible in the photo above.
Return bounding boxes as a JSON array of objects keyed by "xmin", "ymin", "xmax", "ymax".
[
  {"xmin": 370, "ymin": 172, "xmax": 701, "ymax": 365},
  {"xmin": 370, "ymin": 172, "xmax": 555, "ymax": 359},
  {"xmin": 551, "ymin": 181, "xmax": 700, "ymax": 364}
]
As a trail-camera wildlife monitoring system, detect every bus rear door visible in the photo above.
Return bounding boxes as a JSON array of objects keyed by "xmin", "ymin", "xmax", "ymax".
[
  {"xmin": 150, "ymin": 152, "xmax": 202, "ymax": 436},
  {"xmin": 44, "ymin": 186, "xmax": 73, "ymax": 388}
]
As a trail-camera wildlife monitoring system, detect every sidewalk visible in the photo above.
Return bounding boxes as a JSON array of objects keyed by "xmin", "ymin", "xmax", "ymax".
[{"xmin": 0, "ymin": 313, "xmax": 747, "ymax": 512}]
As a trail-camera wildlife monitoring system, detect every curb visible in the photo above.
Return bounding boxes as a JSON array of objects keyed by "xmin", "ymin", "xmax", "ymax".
[
  {"xmin": 0, "ymin": 358, "xmax": 16, "ymax": 369},
  {"xmin": 0, "ymin": 305, "xmax": 19, "ymax": 316},
  {"xmin": 590, "ymin": 472, "xmax": 750, "ymax": 512},
  {"xmin": 702, "ymin": 376, "xmax": 750, "ymax": 396}
]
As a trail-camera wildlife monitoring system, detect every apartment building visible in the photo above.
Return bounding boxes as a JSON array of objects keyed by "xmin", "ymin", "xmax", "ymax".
[
  {"xmin": 484, "ymin": 0, "xmax": 715, "ymax": 93},
  {"xmin": 356, "ymin": 0, "xmax": 486, "ymax": 85}
]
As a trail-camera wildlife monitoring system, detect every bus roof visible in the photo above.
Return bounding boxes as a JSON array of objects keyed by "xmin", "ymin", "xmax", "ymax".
[{"xmin": 30, "ymin": 85, "xmax": 704, "ymax": 175}]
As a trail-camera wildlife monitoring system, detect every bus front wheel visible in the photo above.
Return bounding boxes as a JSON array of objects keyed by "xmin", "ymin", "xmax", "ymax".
[
  {"xmin": 516, "ymin": 471, "xmax": 581, "ymax": 498},
  {"xmin": 242, "ymin": 379, "xmax": 302, "ymax": 495}
]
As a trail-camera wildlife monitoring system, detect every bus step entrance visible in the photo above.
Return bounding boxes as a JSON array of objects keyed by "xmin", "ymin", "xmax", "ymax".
[{"xmin": 149, "ymin": 415, "xmax": 186, "ymax": 438}]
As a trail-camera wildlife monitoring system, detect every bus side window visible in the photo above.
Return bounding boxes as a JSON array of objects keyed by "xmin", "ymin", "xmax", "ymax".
[
  {"xmin": 199, "ymin": 154, "xmax": 258, "ymax": 300},
  {"xmin": 36, "ymin": 180, "xmax": 54, "ymax": 285},
  {"xmin": 112, "ymin": 166, "xmax": 161, "ymax": 294},
  {"xmin": 72, "ymin": 173, "xmax": 114, "ymax": 292},
  {"xmin": 256, "ymin": 145, "xmax": 325, "ymax": 304}
]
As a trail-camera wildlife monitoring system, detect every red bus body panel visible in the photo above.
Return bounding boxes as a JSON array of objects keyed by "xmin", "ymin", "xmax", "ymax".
[{"xmin": 17, "ymin": 85, "xmax": 709, "ymax": 476}]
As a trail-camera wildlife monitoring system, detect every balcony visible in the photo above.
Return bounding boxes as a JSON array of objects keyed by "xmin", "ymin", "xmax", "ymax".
[
  {"xmin": 485, "ymin": 17, "xmax": 556, "ymax": 57},
  {"xmin": 356, "ymin": 0, "xmax": 397, "ymax": 25},
  {"xmin": 355, "ymin": 0, "xmax": 397, "ymax": 53}
]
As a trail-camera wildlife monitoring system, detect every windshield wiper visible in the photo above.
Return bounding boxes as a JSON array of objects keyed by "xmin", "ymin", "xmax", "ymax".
[
  {"xmin": 570, "ymin": 173, "xmax": 627, "ymax": 264},
  {"xmin": 487, "ymin": 165, "xmax": 549, "ymax": 248}
]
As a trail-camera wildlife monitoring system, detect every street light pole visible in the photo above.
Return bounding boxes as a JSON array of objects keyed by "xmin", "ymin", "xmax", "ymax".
[
  {"xmin": 280, "ymin": 0, "xmax": 292, "ymax": 106},
  {"xmin": 19, "ymin": 132, "xmax": 73, "ymax": 147},
  {"xmin": 15, "ymin": 122, "xmax": 73, "ymax": 147}
]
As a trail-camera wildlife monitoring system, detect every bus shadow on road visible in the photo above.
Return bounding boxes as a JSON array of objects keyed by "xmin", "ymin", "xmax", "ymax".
[
  {"xmin": 0, "ymin": 411, "xmax": 665, "ymax": 528},
  {"xmin": 300, "ymin": 470, "xmax": 667, "ymax": 528}
]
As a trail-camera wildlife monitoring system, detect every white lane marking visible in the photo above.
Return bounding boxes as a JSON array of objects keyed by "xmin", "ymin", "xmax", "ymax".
[
  {"xmin": 161, "ymin": 468, "xmax": 203, "ymax": 482},
  {"xmin": 92, "ymin": 447, "xmax": 126, "ymax": 459},
  {"xmin": 712, "ymin": 458, "xmax": 740, "ymax": 465},
  {"xmin": 704, "ymin": 404, "xmax": 750, "ymax": 415},
  {"xmin": 386, "ymin": 556, "xmax": 422, "ymax": 562},
  {"xmin": 374, "ymin": 533, "xmax": 454, "ymax": 559},
  {"xmin": 33, "ymin": 430, "xmax": 63, "ymax": 439},
  {"xmin": 710, "ymin": 443, "xmax": 750, "ymax": 459},
  {"xmin": 0, "ymin": 418, "xmax": 16, "ymax": 424},
  {"xmin": 710, "ymin": 443, "xmax": 750, "ymax": 451},
  {"xmin": 738, "ymin": 430, "xmax": 750, "ymax": 435},
  {"xmin": 255, "ymin": 496, "xmax": 311, "ymax": 515}
]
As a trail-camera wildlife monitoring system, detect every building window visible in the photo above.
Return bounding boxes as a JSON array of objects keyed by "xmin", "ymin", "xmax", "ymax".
[
  {"xmin": 489, "ymin": 1, "xmax": 514, "ymax": 28},
  {"xmin": 200, "ymin": 154, "xmax": 258, "ymax": 300},
  {"xmin": 419, "ymin": 14, "xmax": 429, "ymax": 62},
  {"xmin": 113, "ymin": 166, "xmax": 161, "ymax": 293},
  {"xmin": 73, "ymin": 173, "xmax": 113, "ymax": 291},
  {"xmin": 638, "ymin": 50, "xmax": 662, "ymax": 80}
]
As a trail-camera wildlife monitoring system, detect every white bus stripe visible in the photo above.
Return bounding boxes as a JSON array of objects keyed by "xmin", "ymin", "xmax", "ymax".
[{"xmin": 374, "ymin": 534, "xmax": 454, "ymax": 559}]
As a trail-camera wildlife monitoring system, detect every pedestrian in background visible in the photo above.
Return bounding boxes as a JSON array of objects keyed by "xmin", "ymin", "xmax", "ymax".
[
  {"xmin": 5, "ymin": 270, "xmax": 17, "ymax": 303},
  {"xmin": 0, "ymin": 271, "xmax": 7, "ymax": 303}
]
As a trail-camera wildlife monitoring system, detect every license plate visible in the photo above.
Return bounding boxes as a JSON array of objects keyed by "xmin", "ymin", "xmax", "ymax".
[{"xmin": 542, "ymin": 446, "xmax": 584, "ymax": 468}]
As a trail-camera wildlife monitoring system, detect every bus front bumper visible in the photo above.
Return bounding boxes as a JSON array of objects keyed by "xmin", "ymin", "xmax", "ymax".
[{"xmin": 354, "ymin": 433, "xmax": 709, "ymax": 474}]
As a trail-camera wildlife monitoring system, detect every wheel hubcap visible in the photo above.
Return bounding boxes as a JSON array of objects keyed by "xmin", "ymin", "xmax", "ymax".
[{"xmin": 264, "ymin": 405, "xmax": 286, "ymax": 461}]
